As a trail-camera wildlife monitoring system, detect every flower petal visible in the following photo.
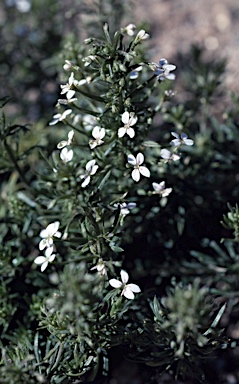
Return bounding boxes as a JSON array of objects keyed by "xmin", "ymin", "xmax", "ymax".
[
  {"xmin": 57, "ymin": 140, "xmax": 68, "ymax": 149},
  {"xmin": 86, "ymin": 159, "xmax": 96, "ymax": 171},
  {"xmin": 165, "ymin": 64, "xmax": 176, "ymax": 71},
  {"xmin": 81, "ymin": 176, "xmax": 91, "ymax": 188},
  {"xmin": 54, "ymin": 231, "xmax": 62, "ymax": 238},
  {"xmin": 132, "ymin": 169, "xmax": 140, "ymax": 182},
  {"xmin": 166, "ymin": 74, "xmax": 176, "ymax": 80},
  {"xmin": 129, "ymin": 115, "xmax": 137, "ymax": 126},
  {"xmin": 41, "ymin": 261, "xmax": 48, "ymax": 272},
  {"xmin": 48, "ymin": 254, "xmax": 56, "ymax": 263},
  {"xmin": 39, "ymin": 238, "xmax": 48, "ymax": 250},
  {"xmin": 66, "ymin": 90, "xmax": 76, "ymax": 100},
  {"xmin": 120, "ymin": 270, "xmax": 129, "ymax": 284},
  {"xmin": 122, "ymin": 111, "xmax": 130, "ymax": 124},
  {"xmin": 109, "ymin": 278, "xmax": 122, "ymax": 288},
  {"xmin": 139, "ymin": 166, "xmax": 150, "ymax": 178},
  {"xmin": 127, "ymin": 283, "xmax": 141, "ymax": 293},
  {"xmin": 92, "ymin": 126, "xmax": 100, "ymax": 139},
  {"xmin": 136, "ymin": 153, "xmax": 144, "ymax": 165},
  {"xmin": 127, "ymin": 154, "xmax": 136, "ymax": 165},
  {"xmin": 45, "ymin": 246, "xmax": 54, "ymax": 257},
  {"xmin": 34, "ymin": 256, "xmax": 46, "ymax": 265},
  {"xmin": 123, "ymin": 287, "xmax": 135, "ymax": 299},
  {"xmin": 184, "ymin": 139, "xmax": 194, "ymax": 146},
  {"xmin": 127, "ymin": 128, "xmax": 135, "ymax": 138},
  {"xmin": 90, "ymin": 165, "xmax": 99, "ymax": 175},
  {"xmin": 162, "ymin": 188, "xmax": 172, "ymax": 197},
  {"xmin": 118, "ymin": 127, "xmax": 126, "ymax": 138},
  {"xmin": 48, "ymin": 222, "xmax": 60, "ymax": 234}
]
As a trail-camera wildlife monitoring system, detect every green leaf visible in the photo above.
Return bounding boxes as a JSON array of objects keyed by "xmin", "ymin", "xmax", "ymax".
[
  {"xmin": 97, "ymin": 170, "xmax": 111, "ymax": 191},
  {"xmin": 109, "ymin": 242, "xmax": 124, "ymax": 252}
]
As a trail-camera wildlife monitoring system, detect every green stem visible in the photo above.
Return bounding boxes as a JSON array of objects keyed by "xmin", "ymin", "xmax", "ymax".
[{"xmin": 4, "ymin": 139, "xmax": 34, "ymax": 196}]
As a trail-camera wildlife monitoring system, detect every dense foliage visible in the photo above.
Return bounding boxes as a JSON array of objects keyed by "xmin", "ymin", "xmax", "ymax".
[{"xmin": 1, "ymin": 1, "xmax": 239, "ymax": 383}]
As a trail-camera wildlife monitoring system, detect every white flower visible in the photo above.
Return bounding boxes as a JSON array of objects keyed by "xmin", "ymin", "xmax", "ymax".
[
  {"xmin": 60, "ymin": 72, "xmax": 79, "ymax": 100},
  {"xmin": 113, "ymin": 202, "xmax": 136, "ymax": 216},
  {"xmin": 63, "ymin": 60, "xmax": 73, "ymax": 71},
  {"xmin": 82, "ymin": 114, "xmax": 98, "ymax": 131},
  {"xmin": 118, "ymin": 111, "xmax": 137, "ymax": 138},
  {"xmin": 34, "ymin": 247, "xmax": 56, "ymax": 272},
  {"xmin": 39, "ymin": 221, "xmax": 61, "ymax": 251},
  {"xmin": 57, "ymin": 130, "xmax": 74, "ymax": 149},
  {"xmin": 90, "ymin": 259, "xmax": 107, "ymax": 276},
  {"xmin": 109, "ymin": 270, "xmax": 141, "ymax": 300},
  {"xmin": 161, "ymin": 148, "xmax": 180, "ymax": 162},
  {"xmin": 135, "ymin": 30, "xmax": 150, "ymax": 41},
  {"xmin": 15, "ymin": 0, "xmax": 31, "ymax": 13},
  {"xmin": 171, "ymin": 132, "xmax": 194, "ymax": 147},
  {"xmin": 49, "ymin": 109, "xmax": 72, "ymax": 126},
  {"xmin": 123, "ymin": 23, "xmax": 136, "ymax": 36},
  {"xmin": 154, "ymin": 58, "xmax": 176, "ymax": 81},
  {"xmin": 80, "ymin": 159, "xmax": 99, "ymax": 188},
  {"xmin": 60, "ymin": 147, "xmax": 73, "ymax": 163},
  {"xmin": 127, "ymin": 153, "xmax": 150, "ymax": 182},
  {"xmin": 89, "ymin": 126, "xmax": 105, "ymax": 149},
  {"xmin": 152, "ymin": 181, "xmax": 172, "ymax": 197},
  {"xmin": 82, "ymin": 55, "xmax": 96, "ymax": 67}
]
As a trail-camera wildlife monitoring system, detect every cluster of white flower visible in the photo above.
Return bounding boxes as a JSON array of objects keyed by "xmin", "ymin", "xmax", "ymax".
[
  {"xmin": 43, "ymin": 49, "xmax": 195, "ymax": 310},
  {"xmin": 34, "ymin": 221, "xmax": 61, "ymax": 272},
  {"xmin": 160, "ymin": 132, "xmax": 194, "ymax": 163},
  {"xmin": 56, "ymin": 129, "xmax": 74, "ymax": 163}
]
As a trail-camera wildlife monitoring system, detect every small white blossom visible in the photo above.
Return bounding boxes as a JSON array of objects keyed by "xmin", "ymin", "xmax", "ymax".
[
  {"xmin": 109, "ymin": 270, "xmax": 141, "ymax": 300},
  {"xmin": 152, "ymin": 181, "xmax": 172, "ymax": 197},
  {"xmin": 135, "ymin": 30, "xmax": 150, "ymax": 41},
  {"xmin": 82, "ymin": 114, "xmax": 98, "ymax": 131},
  {"xmin": 89, "ymin": 126, "xmax": 105, "ymax": 149},
  {"xmin": 60, "ymin": 72, "xmax": 78, "ymax": 100},
  {"xmin": 49, "ymin": 109, "xmax": 72, "ymax": 126},
  {"xmin": 60, "ymin": 147, "xmax": 73, "ymax": 163},
  {"xmin": 39, "ymin": 221, "xmax": 61, "ymax": 251},
  {"xmin": 63, "ymin": 60, "xmax": 73, "ymax": 71},
  {"xmin": 113, "ymin": 202, "xmax": 137, "ymax": 216},
  {"xmin": 171, "ymin": 132, "xmax": 194, "ymax": 147},
  {"xmin": 161, "ymin": 148, "xmax": 180, "ymax": 162},
  {"xmin": 90, "ymin": 259, "xmax": 107, "ymax": 276},
  {"xmin": 82, "ymin": 55, "xmax": 96, "ymax": 67},
  {"xmin": 118, "ymin": 111, "xmax": 137, "ymax": 138},
  {"xmin": 15, "ymin": 0, "xmax": 31, "ymax": 13},
  {"xmin": 57, "ymin": 130, "xmax": 74, "ymax": 149},
  {"xmin": 34, "ymin": 247, "xmax": 56, "ymax": 272},
  {"xmin": 123, "ymin": 23, "xmax": 136, "ymax": 36},
  {"xmin": 80, "ymin": 159, "xmax": 99, "ymax": 188},
  {"xmin": 154, "ymin": 58, "xmax": 176, "ymax": 81},
  {"xmin": 127, "ymin": 153, "xmax": 150, "ymax": 182}
]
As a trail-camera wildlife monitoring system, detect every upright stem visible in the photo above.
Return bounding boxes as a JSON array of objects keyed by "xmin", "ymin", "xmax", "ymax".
[{"xmin": 4, "ymin": 139, "xmax": 34, "ymax": 196}]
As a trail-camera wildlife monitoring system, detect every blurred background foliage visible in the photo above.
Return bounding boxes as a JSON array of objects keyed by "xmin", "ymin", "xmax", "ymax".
[{"xmin": 1, "ymin": 0, "xmax": 239, "ymax": 383}]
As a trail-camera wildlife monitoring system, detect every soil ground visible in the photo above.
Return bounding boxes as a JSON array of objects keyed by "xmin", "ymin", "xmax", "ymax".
[{"xmin": 135, "ymin": 0, "xmax": 239, "ymax": 93}]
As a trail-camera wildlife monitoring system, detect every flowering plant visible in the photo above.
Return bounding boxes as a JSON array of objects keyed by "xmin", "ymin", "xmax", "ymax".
[{"xmin": 2, "ymin": 14, "xmax": 238, "ymax": 384}]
